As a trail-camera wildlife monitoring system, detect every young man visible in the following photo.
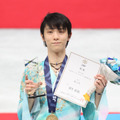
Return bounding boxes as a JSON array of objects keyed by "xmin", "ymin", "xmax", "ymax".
[{"xmin": 17, "ymin": 12, "xmax": 108, "ymax": 120}]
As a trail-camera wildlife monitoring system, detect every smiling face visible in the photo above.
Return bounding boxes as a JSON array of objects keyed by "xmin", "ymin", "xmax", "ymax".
[{"xmin": 41, "ymin": 25, "xmax": 71, "ymax": 54}]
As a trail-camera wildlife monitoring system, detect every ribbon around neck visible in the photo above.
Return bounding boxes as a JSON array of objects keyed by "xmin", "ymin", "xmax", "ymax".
[{"xmin": 44, "ymin": 55, "xmax": 68, "ymax": 113}]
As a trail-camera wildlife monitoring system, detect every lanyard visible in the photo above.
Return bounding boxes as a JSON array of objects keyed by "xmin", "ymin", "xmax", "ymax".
[{"xmin": 44, "ymin": 55, "xmax": 67, "ymax": 113}]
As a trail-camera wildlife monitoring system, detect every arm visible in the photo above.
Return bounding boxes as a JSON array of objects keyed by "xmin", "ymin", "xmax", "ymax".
[
  {"xmin": 82, "ymin": 74, "xmax": 108, "ymax": 120},
  {"xmin": 94, "ymin": 74, "xmax": 107, "ymax": 108},
  {"xmin": 17, "ymin": 66, "xmax": 42, "ymax": 120},
  {"xmin": 95, "ymin": 93, "xmax": 102, "ymax": 109},
  {"xmin": 28, "ymin": 98, "xmax": 35, "ymax": 111},
  {"xmin": 25, "ymin": 75, "xmax": 42, "ymax": 111},
  {"xmin": 17, "ymin": 69, "xmax": 32, "ymax": 120}
]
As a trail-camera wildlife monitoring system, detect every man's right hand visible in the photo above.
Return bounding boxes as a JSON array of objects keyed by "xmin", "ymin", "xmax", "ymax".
[{"xmin": 25, "ymin": 75, "xmax": 42, "ymax": 95}]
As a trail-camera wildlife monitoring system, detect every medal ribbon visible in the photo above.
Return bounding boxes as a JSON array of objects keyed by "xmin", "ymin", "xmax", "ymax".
[{"xmin": 44, "ymin": 55, "xmax": 68, "ymax": 113}]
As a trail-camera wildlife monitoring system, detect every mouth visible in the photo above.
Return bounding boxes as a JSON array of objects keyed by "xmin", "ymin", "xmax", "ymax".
[{"xmin": 52, "ymin": 42, "xmax": 61, "ymax": 45}]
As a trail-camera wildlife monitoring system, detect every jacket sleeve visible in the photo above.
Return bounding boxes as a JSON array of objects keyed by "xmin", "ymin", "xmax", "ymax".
[
  {"xmin": 82, "ymin": 89, "xmax": 108, "ymax": 120},
  {"xmin": 17, "ymin": 67, "xmax": 41, "ymax": 120}
]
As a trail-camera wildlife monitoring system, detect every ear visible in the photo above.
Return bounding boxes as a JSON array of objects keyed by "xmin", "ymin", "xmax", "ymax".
[
  {"xmin": 41, "ymin": 34, "xmax": 45, "ymax": 41},
  {"xmin": 68, "ymin": 32, "xmax": 72, "ymax": 41}
]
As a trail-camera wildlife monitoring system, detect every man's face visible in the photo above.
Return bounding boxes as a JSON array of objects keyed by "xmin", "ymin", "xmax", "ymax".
[{"xmin": 42, "ymin": 25, "xmax": 71, "ymax": 53}]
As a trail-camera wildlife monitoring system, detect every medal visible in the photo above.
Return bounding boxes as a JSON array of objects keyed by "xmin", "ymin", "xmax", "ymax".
[{"xmin": 46, "ymin": 113, "xmax": 58, "ymax": 120}]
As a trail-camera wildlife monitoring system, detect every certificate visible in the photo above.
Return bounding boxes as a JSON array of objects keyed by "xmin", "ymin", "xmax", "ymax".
[{"xmin": 54, "ymin": 52, "xmax": 100, "ymax": 108}]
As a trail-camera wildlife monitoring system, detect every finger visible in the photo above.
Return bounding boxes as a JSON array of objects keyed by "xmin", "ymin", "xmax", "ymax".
[
  {"xmin": 26, "ymin": 84, "xmax": 36, "ymax": 88},
  {"xmin": 25, "ymin": 87, "xmax": 36, "ymax": 91},
  {"xmin": 95, "ymin": 80, "xmax": 104, "ymax": 87},
  {"xmin": 100, "ymin": 77, "xmax": 107, "ymax": 87},
  {"xmin": 96, "ymin": 77, "xmax": 105, "ymax": 85},
  {"xmin": 25, "ymin": 87, "xmax": 32, "ymax": 91},
  {"xmin": 26, "ymin": 82, "xmax": 41, "ymax": 91},
  {"xmin": 25, "ymin": 89, "xmax": 32, "ymax": 95},
  {"xmin": 25, "ymin": 80, "xmax": 33, "ymax": 84},
  {"xmin": 38, "ymin": 82, "xmax": 43, "ymax": 87},
  {"xmin": 95, "ymin": 82, "xmax": 104, "ymax": 93},
  {"xmin": 25, "ymin": 87, "xmax": 36, "ymax": 95},
  {"xmin": 97, "ymin": 79, "xmax": 106, "ymax": 87},
  {"xmin": 94, "ymin": 75, "xmax": 105, "ymax": 80},
  {"xmin": 94, "ymin": 82, "xmax": 101, "ymax": 88},
  {"xmin": 25, "ymin": 85, "xmax": 37, "ymax": 91},
  {"xmin": 94, "ymin": 76, "xmax": 107, "ymax": 86},
  {"xmin": 25, "ymin": 75, "xmax": 28, "ymax": 80},
  {"xmin": 25, "ymin": 88, "xmax": 30, "ymax": 94},
  {"xmin": 101, "ymin": 78, "xmax": 107, "ymax": 87}
]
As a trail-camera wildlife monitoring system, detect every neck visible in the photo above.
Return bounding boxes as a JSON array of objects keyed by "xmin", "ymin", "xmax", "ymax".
[{"xmin": 48, "ymin": 51, "xmax": 66, "ymax": 64}]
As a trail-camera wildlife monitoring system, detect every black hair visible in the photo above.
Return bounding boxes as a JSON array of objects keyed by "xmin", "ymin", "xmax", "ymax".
[{"xmin": 40, "ymin": 12, "xmax": 72, "ymax": 38}]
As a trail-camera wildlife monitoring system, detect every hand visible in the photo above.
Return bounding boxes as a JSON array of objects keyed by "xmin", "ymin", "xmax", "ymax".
[
  {"xmin": 25, "ymin": 75, "xmax": 42, "ymax": 95},
  {"xmin": 94, "ymin": 74, "xmax": 107, "ymax": 94}
]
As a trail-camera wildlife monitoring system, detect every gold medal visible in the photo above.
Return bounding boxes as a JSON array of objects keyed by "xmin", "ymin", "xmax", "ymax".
[{"xmin": 46, "ymin": 113, "xmax": 58, "ymax": 120}]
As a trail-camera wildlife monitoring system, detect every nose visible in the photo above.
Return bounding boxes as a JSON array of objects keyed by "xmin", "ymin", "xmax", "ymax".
[{"xmin": 53, "ymin": 31, "xmax": 59, "ymax": 40}]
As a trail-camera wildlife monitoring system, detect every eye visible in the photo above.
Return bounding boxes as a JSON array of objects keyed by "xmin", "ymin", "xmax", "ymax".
[
  {"xmin": 59, "ymin": 30, "xmax": 65, "ymax": 33},
  {"xmin": 47, "ymin": 30, "xmax": 53, "ymax": 33}
]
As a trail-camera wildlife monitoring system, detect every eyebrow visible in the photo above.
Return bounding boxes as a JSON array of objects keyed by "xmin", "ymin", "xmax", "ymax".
[
  {"xmin": 45, "ymin": 25, "xmax": 66, "ymax": 29},
  {"xmin": 45, "ymin": 27, "xmax": 66, "ymax": 31},
  {"xmin": 45, "ymin": 27, "xmax": 52, "ymax": 30}
]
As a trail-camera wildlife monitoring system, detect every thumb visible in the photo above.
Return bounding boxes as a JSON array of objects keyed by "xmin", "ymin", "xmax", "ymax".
[
  {"xmin": 38, "ymin": 82, "xmax": 42, "ymax": 87},
  {"xmin": 25, "ymin": 75, "xmax": 28, "ymax": 80}
]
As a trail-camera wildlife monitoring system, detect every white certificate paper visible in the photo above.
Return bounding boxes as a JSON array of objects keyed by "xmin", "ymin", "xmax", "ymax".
[{"xmin": 54, "ymin": 52, "xmax": 100, "ymax": 107}]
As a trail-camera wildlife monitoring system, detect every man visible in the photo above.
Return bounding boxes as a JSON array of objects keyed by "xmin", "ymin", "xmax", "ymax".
[{"xmin": 18, "ymin": 12, "xmax": 108, "ymax": 120}]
